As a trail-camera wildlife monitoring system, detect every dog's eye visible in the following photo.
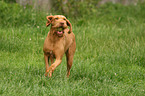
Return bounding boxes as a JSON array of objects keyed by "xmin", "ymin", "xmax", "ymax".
[
  {"xmin": 63, "ymin": 18, "xmax": 66, "ymax": 20},
  {"xmin": 55, "ymin": 18, "xmax": 58, "ymax": 20}
]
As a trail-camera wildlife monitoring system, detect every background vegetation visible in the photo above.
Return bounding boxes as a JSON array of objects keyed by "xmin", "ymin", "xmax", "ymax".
[{"xmin": 0, "ymin": 0, "xmax": 145, "ymax": 96}]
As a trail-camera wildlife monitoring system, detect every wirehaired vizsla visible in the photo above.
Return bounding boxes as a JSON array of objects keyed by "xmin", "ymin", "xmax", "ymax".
[{"xmin": 43, "ymin": 15, "xmax": 76, "ymax": 77}]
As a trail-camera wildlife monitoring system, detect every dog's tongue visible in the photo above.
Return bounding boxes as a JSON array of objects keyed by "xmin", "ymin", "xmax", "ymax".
[{"xmin": 57, "ymin": 31, "xmax": 63, "ymax": 34}]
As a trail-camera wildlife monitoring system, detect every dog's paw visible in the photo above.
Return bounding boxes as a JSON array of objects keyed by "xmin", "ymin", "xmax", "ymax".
[
  {"xmin": 44, "ymin": 69, "xmax": 50, "ymax": 77},
  {"xmin": 45, "ymin": 65, "xmax": 55, "ymax": 77},
  {"xmin": 45, "ymin": 72, "xmax": 48, "ymax": 77},
  {"xmin": 49, "ymin": 70, "xmax": 53, "ymax": 77}
]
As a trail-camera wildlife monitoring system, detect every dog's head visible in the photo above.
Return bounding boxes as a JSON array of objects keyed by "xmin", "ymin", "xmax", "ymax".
[{"xmin": 46, "ymin": 15, "xmax": 72, "ymax": 35}]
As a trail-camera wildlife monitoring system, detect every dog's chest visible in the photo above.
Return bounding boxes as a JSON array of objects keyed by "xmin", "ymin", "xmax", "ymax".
[{"xmin": 44, "ymin": 37, "xmax": 65, "ymax": 52}]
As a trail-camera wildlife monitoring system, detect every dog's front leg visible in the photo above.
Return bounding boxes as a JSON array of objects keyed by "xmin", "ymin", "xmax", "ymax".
[{"xmin": 46, "ymin": 59, "xmax": 62, "ymax": 77}]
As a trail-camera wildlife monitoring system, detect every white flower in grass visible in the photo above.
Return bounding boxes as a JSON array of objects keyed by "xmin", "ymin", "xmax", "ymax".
[
  {"xmin": 29, "ymin": 38, "xmax": 31, "ymax": 40},
  {"xmin": 115, "ymin": 73, "xmax": 117, "ymax": 76},
  {"xmin": 37, "ymin": 26, "xmax": 40, "ymax": 29}
]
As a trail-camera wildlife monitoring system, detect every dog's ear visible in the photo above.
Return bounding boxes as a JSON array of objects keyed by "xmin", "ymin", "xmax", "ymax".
[
  {"xmin": 66, "ymin": 19, "xmax": 72, "ymax": 33},
  {"xmin": 46, "ymin": 16, "xmax": 53, "ymax": 27}
]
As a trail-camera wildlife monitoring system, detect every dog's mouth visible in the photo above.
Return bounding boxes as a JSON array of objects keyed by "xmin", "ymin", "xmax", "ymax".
[
  {"xmin": 57, "ymin": 31, "xmax": 63, "ymax": 34},
  {"xmin": 55, "ymin": 27, "xmax": 64, "ymax": 36}
]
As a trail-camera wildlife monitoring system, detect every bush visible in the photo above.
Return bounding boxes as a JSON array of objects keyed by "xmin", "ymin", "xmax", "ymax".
[
  {"xmin": 1, "ymin": 0, "xmax": 16, "ymax": 3},
  {"xmin": 52, "ymin": 0, "xmax": 98, "ymax": 18},
  {"xmin": 0, "ymin": 1, "xmax": 145, "ymax": 27},
  {"xmin": 0, "ymin": 1, "xmax": 46, "ymax": 27}
]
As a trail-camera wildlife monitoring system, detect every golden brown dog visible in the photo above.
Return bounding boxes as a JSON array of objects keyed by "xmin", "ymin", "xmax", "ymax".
[{"xmin": 43, "ymin": 15, "xmax": 76, "ymax": 77}]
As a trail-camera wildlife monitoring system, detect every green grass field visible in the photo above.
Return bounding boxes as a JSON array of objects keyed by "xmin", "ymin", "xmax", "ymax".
[{"xmin": 0, "ymin": 2, "xmax": 145, "ymax": 96}]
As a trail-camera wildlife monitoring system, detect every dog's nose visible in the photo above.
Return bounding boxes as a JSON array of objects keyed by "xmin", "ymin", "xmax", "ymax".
[{"xmin": 60, "ymin": 22, "xmax": 64, "ymax": 25}]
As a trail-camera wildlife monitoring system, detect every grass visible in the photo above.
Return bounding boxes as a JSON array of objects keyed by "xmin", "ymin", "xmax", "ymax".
[{"xmin": 0, "ymin": 2, "xmax": 145, "ymax": 96}]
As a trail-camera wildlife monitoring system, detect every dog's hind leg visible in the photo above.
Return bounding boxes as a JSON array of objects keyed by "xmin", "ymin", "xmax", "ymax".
[{"xmin": 50, "ymin": 54, "xmax": 54, "ymax": 65}]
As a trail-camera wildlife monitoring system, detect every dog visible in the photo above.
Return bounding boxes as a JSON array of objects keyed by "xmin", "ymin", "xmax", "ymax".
[{"xmin": 43, "ymin": 15, "xmax": 76, "ymax": 77}]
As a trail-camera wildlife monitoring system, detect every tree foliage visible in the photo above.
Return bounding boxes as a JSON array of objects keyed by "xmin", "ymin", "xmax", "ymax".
[{"xmin": 52, "ymin": 0, "xmax": 99, "ymax": 17}]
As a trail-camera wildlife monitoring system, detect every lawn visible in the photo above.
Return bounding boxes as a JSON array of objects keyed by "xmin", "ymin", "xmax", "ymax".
[{"xmin": 0, "ymin": 2, "xmax": 145, "ymax": 96}]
